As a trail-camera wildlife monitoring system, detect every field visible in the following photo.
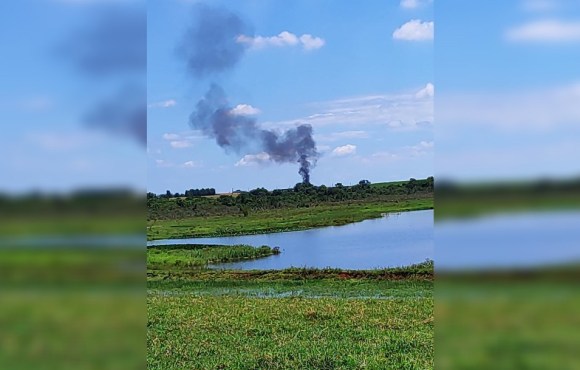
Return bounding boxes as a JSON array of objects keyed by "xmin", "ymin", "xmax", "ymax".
[
  {"xmin": 148, "ymin": 197, "xmax": 432, "ymax": 240},
  {"xmin": 147, "ymin": 246, "xmax": 434, "ymax": 369},
  {"xmin": 148, "ymin": 292, "xmax": 433, "ymax": 369},
  {"xmin": 148, "ymin": 260, "xmax": 434, "ymax": 369},
  {"xmin": 437, "ymin": 271, "xmax": 580, "ymax": 369}
]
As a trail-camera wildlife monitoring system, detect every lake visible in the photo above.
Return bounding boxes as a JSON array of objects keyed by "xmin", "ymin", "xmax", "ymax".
[
  {"xmin": 436, "ymin": 210, "xmax": 580, "ymax": 270},
  {"xmin": 148, "ymin": 209, "xmax": 433, "ymax": 269}
]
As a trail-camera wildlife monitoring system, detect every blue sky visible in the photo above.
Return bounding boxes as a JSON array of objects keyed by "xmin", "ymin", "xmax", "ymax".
[
  {"xmin": 0, "ymin": 0, "xmax": 146, "ymax": 193},
  {"xmin": 147, "ymin": 0, "xmax": 434, "ymax": 193},
  {"xmin": 436, "ymin": 0, "xmax": 580, "ymax": 182},
  {"xmin": 3, "ymin": 0, "xmax": 578, "ymax": 195}
]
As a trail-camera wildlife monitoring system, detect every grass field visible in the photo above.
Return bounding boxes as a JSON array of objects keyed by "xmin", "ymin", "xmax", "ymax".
[
  {"xmin": 148, "ymin": 293, "xmax": 433, "ymax": 369},
  {"xmin": 148, "ymin": 198, "xmax": 433, "ymax": 240},
  {"xmin": 147, "ymin": 245, "xmax": 433, "ymax": 369},
  {"xmin": 437, "ymin": 274, "xmax": 580, "ymax": 369},
  {"xmin": 147, "ymin": 261, "xmax": 434, "ymax": 369}
]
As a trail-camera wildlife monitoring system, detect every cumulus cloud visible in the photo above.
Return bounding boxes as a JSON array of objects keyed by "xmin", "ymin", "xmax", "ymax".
[
  {"xmin": 230, "ymin": 104, "xmax": 261, "ymax": 116},
  {"xmin": 299, "ymin": 34, "xmax": 326, "ymax": 50},
  {"xmin": 331, "ymin": 144, "xmax": 357, "ymax": 157},
  {"xmin": 415, "ymin": 83, "xmax": 434, "ymax": 99},
  {"xmin": 506, "ymin": 19, "xmax": 580, "ymax": 42},
  {"xmin": 237, "ymin": 31, "xmax": 325, "ymax": 50},
  {"xmin": 235, "ymin": 152, "xmax": 271, "ymax": 166},
  {"xmin": 393, "ymin": 19, "xmax": 434, "ymax": 41},
  {"xmin": 148, "ymin": 99, "xmax": 176, "ymax": 109},
  {"xmin": 400, "ymin": 0, "xmax": 432, "ymax": 9}
]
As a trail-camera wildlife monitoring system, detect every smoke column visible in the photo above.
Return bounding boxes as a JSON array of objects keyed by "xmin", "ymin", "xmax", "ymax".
[
  {"xmin": 179, "ymin": 4, "xmax": 319, "ymax": 183},
  {"xmin": 189, "ymin": 84, "xmax": 317, "ymax": 183}
]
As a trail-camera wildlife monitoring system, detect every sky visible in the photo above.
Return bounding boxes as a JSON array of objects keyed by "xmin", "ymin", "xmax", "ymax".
[
  {"xmin": 147, "ymin": 0, "xmax": 434, "ymax": 193},
  {"xmin": 0, "ymin": 0, "xmax": 146, "ymax": 193},
  {"xmin": 436, "ymin": 0, "xmax": 580, "ymax": 182},
  {"xmin": 10, "ymin": 1, "xmax": 577, "ymax": 194}
]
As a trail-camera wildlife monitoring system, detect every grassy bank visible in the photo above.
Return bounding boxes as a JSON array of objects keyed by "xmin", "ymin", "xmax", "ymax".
[
  {"xmin": 147, "ymin": 260, "xmax": 433, "ymax": 369},
  {"xmin": 147, "ymin": 244, "xmax": 280, "ymax": 270},
  {"xmin": 148, "ymin": 198, "xmax": 433, "ymax": 240}
]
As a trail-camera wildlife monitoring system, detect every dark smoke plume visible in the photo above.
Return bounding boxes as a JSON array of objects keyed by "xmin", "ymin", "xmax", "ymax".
[
  {"xmin": 181, "ymin": 4, "xmax": 318, "ymax": 182},
  {"xmin": 189, "ymin": 84, "xmax": 318, "ymax": 183},
  {"xmin": 178, "ymin": 4, "xmax": 252, "ymax": 77}
]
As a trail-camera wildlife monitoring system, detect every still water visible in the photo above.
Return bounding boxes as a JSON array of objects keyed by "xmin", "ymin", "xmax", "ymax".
[
  {"xmin": 148, "ymin": 210, "xmax": 433, "ymax": 270},
  {"xmin": 436, "ymin": 211, "xmax": 580, "ymax": 270}
]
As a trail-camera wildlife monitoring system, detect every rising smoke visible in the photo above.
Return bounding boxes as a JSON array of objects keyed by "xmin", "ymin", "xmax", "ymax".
[{"xmin": 179, "ymin": 4, "xmax": 318, "ymax": 183}]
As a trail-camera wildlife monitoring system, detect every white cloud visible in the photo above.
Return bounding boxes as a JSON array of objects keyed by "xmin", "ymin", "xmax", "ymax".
[
  {"xmin": 235, "ymin": 152, "xmax": 271, "ymax": 167},
  {"xmin": 230, "ymin": 104, "xmax": 261, "ymax": 116},
  {"xmin": 415, "ymin": 83, "xmax": 434, "ymax": 99},
  {"xmin": 299, "ymin": 34, "xmax": 325, "ymax": 50},
  {"xmin": 393, "ymin": 19, "xmax": 434, "ymax": 41},
  {"xmin": 400, "ymin": 0, "xmax": 432, "ymax": 9},
  {"xmin": 331, "ymin": 144, "xmax": 357, "ymax": 157},
  {"xmin": 148, "ymin": 99, "xmax": 176, "ymax": 109},
  {"xmin": 506, "ymin": 19, "xmax": 580, "ymax": 42},
  {"xmin": 237, "ymin": 31, "xmax": 325, "ymax": 50},
  {"xmin": 169, "ymin": 140, "xmax": 192, "ymax": 149}
]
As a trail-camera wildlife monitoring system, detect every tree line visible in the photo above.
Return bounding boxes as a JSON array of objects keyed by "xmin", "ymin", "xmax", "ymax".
[{"xmin": 148, "ymin": 177, "xmax": 434, "ymax": 220}]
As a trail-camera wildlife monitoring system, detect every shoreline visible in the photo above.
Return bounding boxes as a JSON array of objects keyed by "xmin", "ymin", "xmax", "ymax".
[{"xmin": 148, "ymin": 200, "xmax": 433, "ymax": 241}]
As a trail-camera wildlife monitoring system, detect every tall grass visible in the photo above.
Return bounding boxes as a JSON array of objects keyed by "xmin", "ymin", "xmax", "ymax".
[{"xmin": 147, "ymin": 244, "xmax": 280, "ymax": 270}]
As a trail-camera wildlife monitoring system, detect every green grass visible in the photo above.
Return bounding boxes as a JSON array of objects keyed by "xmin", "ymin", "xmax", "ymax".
[
  {"xmin": 148, "ymin": 198, "xmax": 433, "ymax": 240},
  {"xmin": 147, "ymin": 244, "xmax": 280, "ymax": 270},
  {"xmin": 0, "ymin": 215, "xmax": 144, "ymax": 236},
  {"xmin": 148, "ymin": 283, "xmax": 433, "ymax": 369},
  {"xmin": 437, "ymin": 276, "xmax": 580, "ymax": 369},
  {"xmin": 147, "ymin": 260, "xmax": 434, "ymax": 369}
]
